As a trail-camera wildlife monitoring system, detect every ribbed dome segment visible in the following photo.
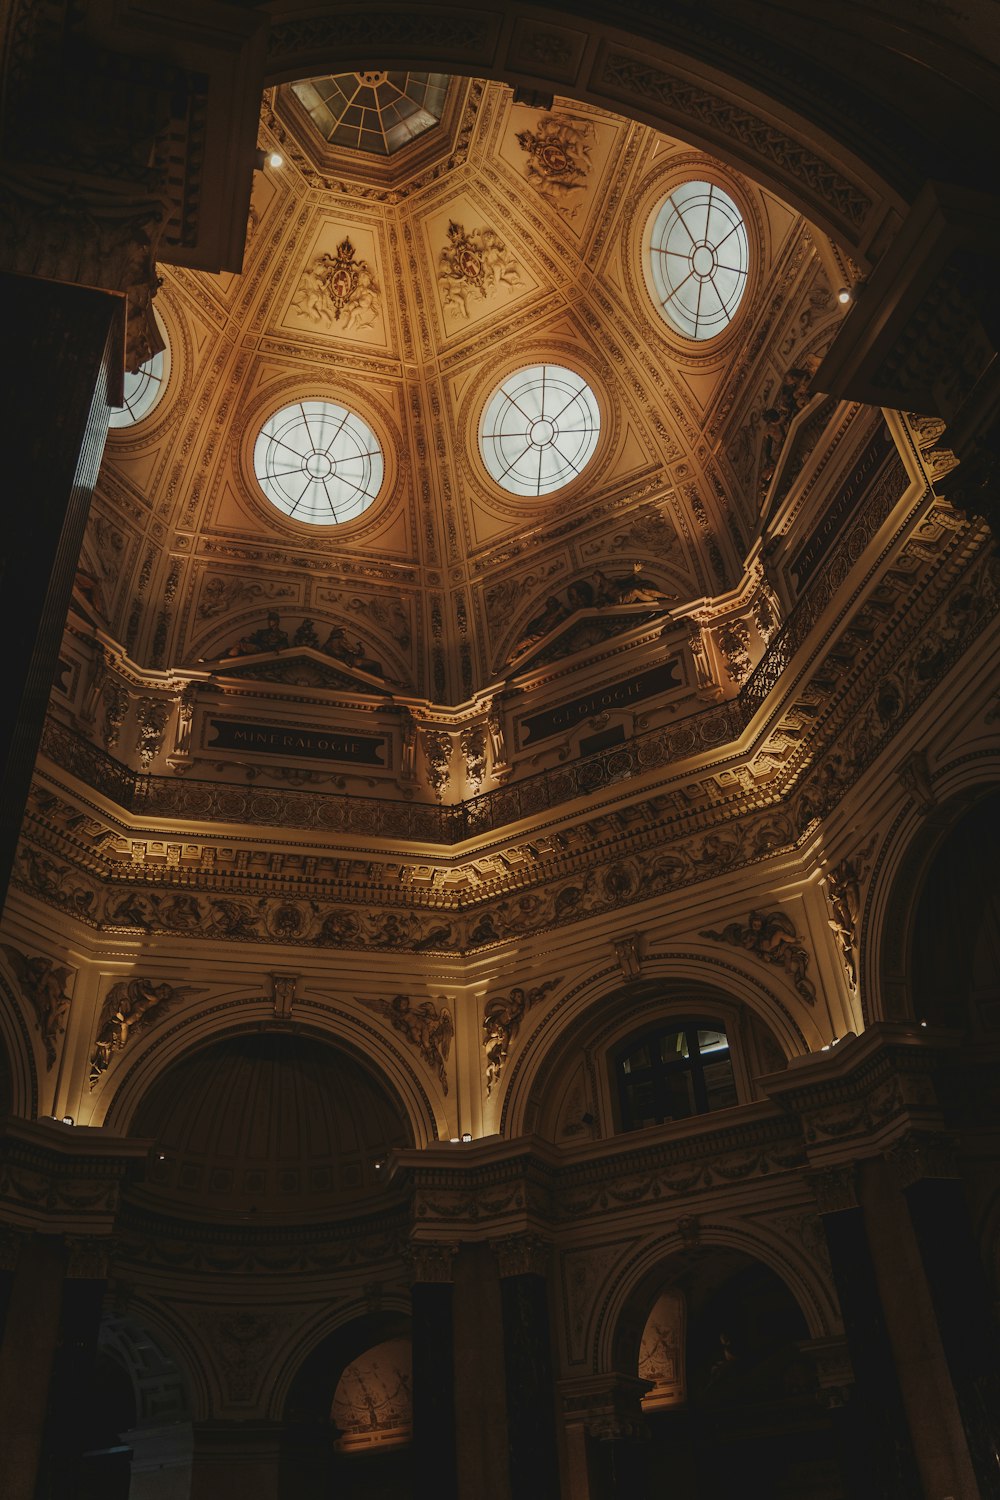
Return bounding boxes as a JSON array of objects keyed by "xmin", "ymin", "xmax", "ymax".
[{"xmin": 132, "ymin": 1034, "xmax": 410, "ymax": 1220}]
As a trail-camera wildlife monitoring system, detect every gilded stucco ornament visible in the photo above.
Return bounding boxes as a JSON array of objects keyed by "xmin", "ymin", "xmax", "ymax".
[
  {"xmin": 1, "ymin": 945, "xmax": 74, "ymax": 1070},
  {"xmin": 368, "ymin": 994, "xmax": 454, "ymax": 1094},
  {"xmin": 700, "ymin": 910, "xmax": 817, "ymax": 1005},
  {"xmin": 483, "ymin": 980, "xmax": 559, "ymax": 1094},
  {"xmin": 90, "ymin": 978, "xmax": 207, "ymax": 1088}
]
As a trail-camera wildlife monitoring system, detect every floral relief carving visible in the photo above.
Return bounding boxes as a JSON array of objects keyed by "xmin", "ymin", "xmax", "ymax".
[
  {"xmin": 716, "ymin": 620, "xmax": 753, "ymax": 684},
  {"xmin": 101, "ymin": 682, "xmax": 130, "ymax": 751},
  {"xmin": 700, "ymin": 909, "xmax": 817, "ymax": 1005},
  {"xmin": 460, "ymin": 723, "xmax": 487, "ymax": 794},
  {"xmin": 437, "ymin": 220, "xmax": 522, "ymax": 320},
  {"xmin": 135, "ymin": 698, "xmax": 170, "ymax": 770}
]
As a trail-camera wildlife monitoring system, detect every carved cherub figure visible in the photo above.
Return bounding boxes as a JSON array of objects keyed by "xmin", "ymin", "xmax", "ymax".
[
  {"xmin": 1, "ymin": 946, "xmax": 73, "ymax": 1070},
  {"xmin": 372, "ymin": 994, "xmax": 454, "ymax": 1094},
  {"xmin": 89, "ymin": 977, "xmax": 205, "ymax": 1087}
]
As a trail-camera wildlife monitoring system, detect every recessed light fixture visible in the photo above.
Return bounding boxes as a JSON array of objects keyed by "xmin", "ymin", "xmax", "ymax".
[
  {"xmin": 268, "ymin": 151, "xmax": 284, "ymax": 169},
  {"xmin": 837, "ymin": 287, "xmax": 852, "ymax": 305}
]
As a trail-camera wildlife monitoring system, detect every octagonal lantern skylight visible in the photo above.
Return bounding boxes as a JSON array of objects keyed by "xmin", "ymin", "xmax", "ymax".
[
  {"xmin": 646, "ymin": 180, "xmax": 749, "ymax": 340},
  {"xmin": 108, "ymin": 322, "xmax": 170, "ymax": 429},
  {"xmin": 291, "ymin": 71, "xmax": 450, "ymax": 156},
  {"xmin": 479, "ymin": 365, "xmax": 600, "ymax": 497},
  {"xmin": 253, "ymin": 400, "xmax": 384, "ymax": 526}
]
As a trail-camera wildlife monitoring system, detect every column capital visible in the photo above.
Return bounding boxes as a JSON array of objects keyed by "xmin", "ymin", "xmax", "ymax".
[
  {"xmin": 807, "ymin": 1162, "xmax": 859, "ymax": 1214},
  {"xmin": 491, "ymin": 1231, "xmax": 551, "ymax": 1279},
  {"xmin": 65, "ymin": 1234, "xmax": 115, "ymax": 1280},
  {"xmin": 408, "ymin": 1240, "xmax": 459, "ymax": 1284},
  {"xmin": 885, "ymin": 1129, "xmax": 960, "ymax": 1190}
]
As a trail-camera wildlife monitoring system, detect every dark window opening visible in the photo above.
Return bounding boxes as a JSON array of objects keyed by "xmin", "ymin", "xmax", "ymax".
[{"xmin": 616, "ymin": 1022, "xmax": 736, "ymax": 1131}]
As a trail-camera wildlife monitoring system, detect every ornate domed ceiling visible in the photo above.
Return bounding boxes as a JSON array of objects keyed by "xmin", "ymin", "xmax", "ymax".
[
  {"xmin": 85, "ymin": 78, "xmax": 843, "ymax": 705},
  {"xmin": 130, "ymin": 1034, "xmax": 411, "ymax": 1220}
]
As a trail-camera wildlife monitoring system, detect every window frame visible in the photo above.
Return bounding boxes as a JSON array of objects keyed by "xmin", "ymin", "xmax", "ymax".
[{"xmin": 613, "ymin": 1017, "xmax": 737, "ymax": 1132}]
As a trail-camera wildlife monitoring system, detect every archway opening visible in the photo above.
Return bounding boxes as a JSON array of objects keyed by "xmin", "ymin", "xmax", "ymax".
[
  {"xmin": 616, "ymin": 1247, "xmax": 844, "ymax": 1498},
  {"xmin": 281, "ymin": 1312, "xmax": 412, "ymax": 1500}
]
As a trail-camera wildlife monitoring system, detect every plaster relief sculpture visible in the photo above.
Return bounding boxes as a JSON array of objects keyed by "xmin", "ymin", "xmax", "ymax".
[
  {"xmin": 460, "ymin": 723, "xmax": 487, "ymax": 794},
  {"xmin": 422, "ymin": 730, "xmax": 453, "ymax": 800},
  {"xmin": 135, "ymin": 697, "xmax": 170, "ymax": 770},
  {"xmin": 1, "ymin": 945, "xmax": 73, "ymax": 1070},
  {"xmin": 716, "ymin": 619, "xmax": 753, "ymax": 684},
  {"xmin": 368, "ymin": 994, "xmax": 453, "ymax": 1093},
  {"xmin": 196, "ymin": 574, "xmax": 295, "ymax": 620},
  {"xmin": 483, "ymin": 979, "xmax": 558, "ymax": 1094},
  {"xmin": 502, "ymin": 565, "xmax": 676, "ymax": 669},
  {"xmin": 516, "ymin": 112, "xmax": 594, "ymax": 218},
  {"xmin": 101, "ymin": 681, "xmax": 130, "ymax": 751},
  {"xmin": 823, "ymin": 841, "xmax": 875, "ymax": 990},
  {"xmin": 437, "ymin": 220, "xmax": 522, "ymax": 319},
  {"xmin": 293, "ymin": 236, "xmax": 381, "ymax": 335},
  {"xmin": 216, "ymin": 611, "xmax": 391, "ymax": 681},
  {"xmin": 89, "ymin": 977, "xmax": 206, "ymax": 1087},
  {"xmin": 700, "ymin": 909, "xmax": 817, "ymax": 1005}
]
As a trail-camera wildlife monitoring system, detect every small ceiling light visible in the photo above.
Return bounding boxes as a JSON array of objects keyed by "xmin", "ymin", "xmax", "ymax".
[
  {"xmin": 61, "ymin": 1115, "xmax": 75, "ymax": 1126},
  {"xmin": 461, "ymin": 1132, "xmax": 473, "ymax": 1143},
  {"xmin": 837, "ymin": 287, "xmax": 852, "ymax": 305},
  {"xmin": 268, "ymin": 151, "xmax": 283, "ymax": 169}
]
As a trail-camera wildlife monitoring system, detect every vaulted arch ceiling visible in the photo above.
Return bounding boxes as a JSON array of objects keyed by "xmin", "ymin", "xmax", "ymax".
[{"xmin": 91, "ymin": 76, "xmax": 845, "ymax": 703}]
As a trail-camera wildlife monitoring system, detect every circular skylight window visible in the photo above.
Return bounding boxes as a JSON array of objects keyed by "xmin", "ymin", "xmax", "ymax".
[
  {"xmin": 647, "ymin": 181, "xmax": 749, "ymax": 340},
  {"xmin": 108, "ymin": 323, "xmax": 170, "ymax": 429},
  {"xmin": 254, "ymin": 400, "xmax": 384, "ymax": 526},
  {"xmin": 479, "ymin": 365, "xmax": 600, "ymax": 497}
]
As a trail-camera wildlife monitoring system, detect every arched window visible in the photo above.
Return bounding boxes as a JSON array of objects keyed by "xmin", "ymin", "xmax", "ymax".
[{"xmin": 615, "ymin": 1021, "xmax": 736, "ymax": 1131}]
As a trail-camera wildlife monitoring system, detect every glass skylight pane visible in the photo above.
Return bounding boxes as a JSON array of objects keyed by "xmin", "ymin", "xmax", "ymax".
[
  {"xmin": 479, "ymin": 365, "xmax": 600, "ymax": 497},
  {"xmin": 108, "ymin": 316, "xmax": 170, "ymax": 430},
  {"xmin": 254, "ymin": 400, "xmax": 383, "ymax": 526},
  {"xmin": 646, "ymin": 180, "xmax": 749, "ymax": 341}
]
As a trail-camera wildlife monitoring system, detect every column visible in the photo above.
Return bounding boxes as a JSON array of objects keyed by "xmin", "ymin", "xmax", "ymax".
[
  {"xmin": 811, "ymin": 1165, "xmax": 921, "ymax": 1499},
  {"xmin": 0, "ymin": 1233, "xmax": 68, "ymax": 1500},
  {"xmin": 36, "ymin": 1236, "xmax": 113, "ymax": 1500},
  {"xmin": 890, "ymin": 1135, "xmax": 1000, "ymax": 1499},
  {"xmin": 0, "ymin": 273, "xmax": 120, "ymax": 907},
  {"xmin": 410, "ymin": 1242, "xmax": 458, "ymax": 1500},
  {"xmin": 452, "ymin": 1242, "xmax": 511, "ymax": 1500},
  {"xmin": 493, "ymin": 1233, "xmax": 561, "ymax": 1500},
  {"xmin": 559, "ymin": 1375, "xmax": 650, "ymax": 1500}
]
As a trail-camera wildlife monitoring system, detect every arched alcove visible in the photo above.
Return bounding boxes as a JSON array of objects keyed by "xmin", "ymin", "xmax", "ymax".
[
  {"xmin": 612, "ymin": 1246, "xmax": 844, "ymax": 1498},
  {"xmin": 125, "ymin": 1033, "xmax": 413, "ymax": 1224},
  {"xmin": 280, "ymin": 1311, "xmax": 412, "ymax": 1500},
  {"xmin": 875, "ymin": 784, "xmax": 1000, "ymax": 1027},
  {"xmin": 516, "ymin": 974, "xmax": 791, "ymax": 1143}
]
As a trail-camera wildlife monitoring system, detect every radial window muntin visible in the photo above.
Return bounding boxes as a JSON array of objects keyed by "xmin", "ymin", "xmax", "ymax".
[
  {"xmin": 108, "ymin": 319, "xmax": 170, "ymax": 429},
  {"xmin": 253, "ymin": 399, "xmax": 384, "ymax": 526},
  {"xmin": 479, "ymin": 364, "xmax": 601, "ymax": 497},
  {"xmin": 646, "ymin": 180, "xmax": 749, "ymax": 341}
]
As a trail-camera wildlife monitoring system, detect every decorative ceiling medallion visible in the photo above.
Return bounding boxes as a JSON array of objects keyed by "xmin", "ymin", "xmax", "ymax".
[
  {"xmin": 646, "ymin": 180, "xmax": 749, "ymax": 340},
  {"xmin": 253, "ymin": 400, "xmax": 384, "ymax": 526},
  {"xmin": 290, "ymin": 71, "xmax": 451, "ymax": 156},
  {"xmin": 437, "ymin": 220, "xmax": 522, "ymax": 320},
  {"xmin": 479, "ymin": 365, "xmax": 600, "ymax": 497},
  {"xmin": 293, "ymin": 236, "xmax": 382, "ymax": 336},
  {"xmin": 515, "ymin": 111, "xmax": 594, "ymax": 219}
]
